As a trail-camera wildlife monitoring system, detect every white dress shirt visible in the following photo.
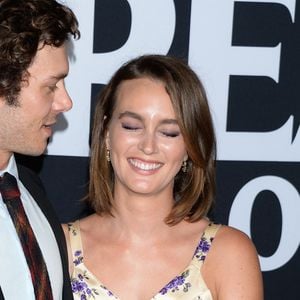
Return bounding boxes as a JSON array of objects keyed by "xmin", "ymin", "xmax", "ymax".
[{"xmin": 0, "ymin": 155, "xmax": 63, "ymax": 299}]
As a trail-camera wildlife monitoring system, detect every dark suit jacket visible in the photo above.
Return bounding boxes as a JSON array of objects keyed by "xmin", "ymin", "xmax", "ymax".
[{"xmin": 0, "ymin": 165, "xmax": 73, "ymax": 300}]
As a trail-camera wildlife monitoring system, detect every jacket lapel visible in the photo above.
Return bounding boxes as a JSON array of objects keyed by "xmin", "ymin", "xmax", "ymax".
[{"xmin": 17, "ymin": 164, "xmax": 73, "ymax": 300}]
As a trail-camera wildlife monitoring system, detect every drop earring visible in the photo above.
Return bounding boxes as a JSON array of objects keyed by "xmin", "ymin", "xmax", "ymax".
[
  {"xmin": 106, "ymin": 149, "xmax": 111, "ymax": 162},
  {"xmin": 182, "ymin": 160, "xmax": 187, "ymax": 173}
]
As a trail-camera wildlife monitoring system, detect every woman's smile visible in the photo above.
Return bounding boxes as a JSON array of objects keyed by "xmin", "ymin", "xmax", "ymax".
[{"xmin": 128, "ymin": 158, "xmax": 163, "ymax": 172}]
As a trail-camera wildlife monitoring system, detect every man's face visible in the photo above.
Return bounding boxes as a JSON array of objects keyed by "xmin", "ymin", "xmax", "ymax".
[{"xmin": 0, "ymin": 43, "xmax": 72, "ymax": 168}]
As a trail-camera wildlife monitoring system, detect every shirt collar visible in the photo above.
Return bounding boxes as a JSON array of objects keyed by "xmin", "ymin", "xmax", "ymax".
[
  {"xmin": 0, "ymin": 155, "xmax": 19, "ymax": 180},
  {"xmin": 0, "ymin": 155, "xmax": 20, "ymax": 212}
]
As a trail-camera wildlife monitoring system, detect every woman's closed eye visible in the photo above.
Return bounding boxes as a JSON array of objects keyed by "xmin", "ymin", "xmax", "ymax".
[
  {"xmin": 160, "ymin": 130, "xmax": 180, "ymax": 138},
  {"xmin": 121, "ymin": 123, "xmax": 141, "ymax": 131}
]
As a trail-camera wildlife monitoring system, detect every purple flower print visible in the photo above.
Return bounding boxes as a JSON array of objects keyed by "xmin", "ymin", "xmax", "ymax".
[
  {"xmin": 159, "ymin": 270, "xmax": 191, "ymax": 295},
  {"xmin": 195, "ymin": 237, "xmax": 213, "ymax": 261},
  {"xmin": 71, "ymin": 279, "xmax": 88, "ymax": 293},
  {"xmin": 73, "ymin": 250, "xmax": 83, "ymax": 266}
]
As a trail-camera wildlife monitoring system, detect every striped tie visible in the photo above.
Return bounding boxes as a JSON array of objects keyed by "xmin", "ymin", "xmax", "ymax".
[{"xmin": 0, "ymin": 172, "xmax": 53, "ymax": 300}]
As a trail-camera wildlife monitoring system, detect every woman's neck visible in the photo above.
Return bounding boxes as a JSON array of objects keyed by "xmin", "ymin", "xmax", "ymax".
[{"xmin": 109, "ymin": 190, "xmax": 176, "ymax": 244}]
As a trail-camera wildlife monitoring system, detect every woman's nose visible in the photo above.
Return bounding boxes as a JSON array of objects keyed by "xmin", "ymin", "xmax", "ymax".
[{"xmin": 137, "ymin": 131, "xmax": 158, "ymax": 155}]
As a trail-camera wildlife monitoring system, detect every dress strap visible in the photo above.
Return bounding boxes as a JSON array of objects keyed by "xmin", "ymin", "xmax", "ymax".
[
  {"xmin": 204, "ymin": 222, "xmax": 221, "ymax": 241},
  {"xmin": 193, "ymin": 222, "xmax": 221, "ymax": 264},
  {"xmin": 67, "ymin": 220, "xmax": 84, "ymax": 265}
]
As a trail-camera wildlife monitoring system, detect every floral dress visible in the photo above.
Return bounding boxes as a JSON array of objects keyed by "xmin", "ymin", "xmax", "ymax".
[{"xmin": 68, "ymin": 221, "xmax": 220, "ymax": 300}]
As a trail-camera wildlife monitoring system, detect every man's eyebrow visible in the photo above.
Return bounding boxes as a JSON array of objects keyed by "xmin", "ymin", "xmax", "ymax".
[{"xmin": 48, "ymin": 73, "xmax": 68, "ymax": 80}]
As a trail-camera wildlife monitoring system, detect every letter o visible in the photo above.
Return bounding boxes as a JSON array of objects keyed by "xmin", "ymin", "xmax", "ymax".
[{"xmin": 228, "ymin": 175, "xmax": 300, "ymax": 271}]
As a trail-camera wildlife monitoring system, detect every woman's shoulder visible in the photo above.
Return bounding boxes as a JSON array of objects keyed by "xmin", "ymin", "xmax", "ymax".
[
  {"xmin": 214, "ymin": 223, "xmax": 251, "ymax": 240},
  {"xmin": 62, "ymin": 213, "xmax": 98, "ymax": 237},
  {"xmin": 206, "ymin": 224, "xmax": 260, "ymax": 269},
  {"xmin": 192, "ymin": 220, "xmax": 257, "ymax": 260},
  {"xmin": 212, "ymin": 224, "xmax": 257, "ymax": 256},
  {"xmin": 77, "ymin": 213, "xmax": 102, "ymax": 231},
  {"xmin": 203, "ymin": 224, "xmax": 263, "ymax": 299},
  {"xmin": 70, "ymin": 213, "xmax": 111, "ymax": 243}
]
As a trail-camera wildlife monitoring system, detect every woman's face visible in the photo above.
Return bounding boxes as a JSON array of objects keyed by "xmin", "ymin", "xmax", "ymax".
[{"xmin": 106, "ymin": 77, "xmax": 188, "ymax": 198}]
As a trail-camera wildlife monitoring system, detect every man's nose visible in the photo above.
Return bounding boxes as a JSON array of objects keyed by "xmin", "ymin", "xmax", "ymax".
[{"xmin": 52, "ymin": 87, "xmax": 73, "ymax": 113}]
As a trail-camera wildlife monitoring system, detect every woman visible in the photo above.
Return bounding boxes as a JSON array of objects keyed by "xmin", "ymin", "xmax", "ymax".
[{"xmin": 63, "ymin": 55, "xmax": 263, "ymax": 299}]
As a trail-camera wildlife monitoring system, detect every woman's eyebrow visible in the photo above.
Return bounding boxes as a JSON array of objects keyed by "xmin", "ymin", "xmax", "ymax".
[
  {"xmin": 118, "ymin": 111, "xmax": 142, "ymax": 121},
  {"xmin": 118, "ymin": 111, "xmax": 178, "ymax": 125}
]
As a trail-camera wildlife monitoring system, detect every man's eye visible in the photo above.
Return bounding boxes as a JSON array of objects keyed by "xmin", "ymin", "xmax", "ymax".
[{"xmin": 49, "ymin": 85, "xmax": 58, "ymax": 92}]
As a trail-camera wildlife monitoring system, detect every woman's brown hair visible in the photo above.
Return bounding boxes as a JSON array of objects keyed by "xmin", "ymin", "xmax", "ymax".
[{"xmin": 89, "ymin": 54, "xmax": 216, "ymax": 225}]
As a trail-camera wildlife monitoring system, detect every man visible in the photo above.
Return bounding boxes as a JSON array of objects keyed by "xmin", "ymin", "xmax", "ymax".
[{"xmin": 0, "ymin": 0, "xmax": 80, "ymax": 299}]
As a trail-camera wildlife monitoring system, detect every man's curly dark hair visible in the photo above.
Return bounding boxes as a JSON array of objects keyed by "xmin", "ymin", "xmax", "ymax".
[{"xmin": 0, "ymin": 0, "xmax": 80, "ymax": 105}]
